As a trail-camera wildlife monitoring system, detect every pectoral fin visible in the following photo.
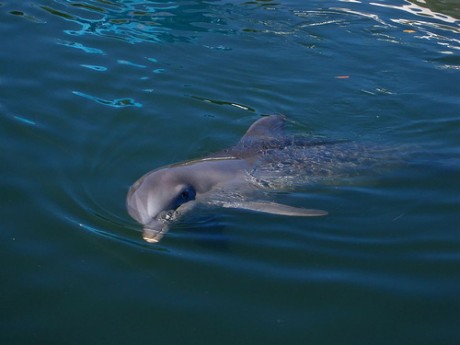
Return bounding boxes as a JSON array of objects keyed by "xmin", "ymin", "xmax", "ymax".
[{"xmin": 220, "ymin": 200, "xmax": 328, "ymax": 217}]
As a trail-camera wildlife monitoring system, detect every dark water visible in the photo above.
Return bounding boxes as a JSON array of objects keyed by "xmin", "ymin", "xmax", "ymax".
[{"xmin": 1, "ymin": 0, "xmax": 459, "ymax": 344}]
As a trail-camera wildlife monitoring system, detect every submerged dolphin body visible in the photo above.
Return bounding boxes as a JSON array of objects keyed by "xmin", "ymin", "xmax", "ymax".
[{"xmin": 127, "ymin": 115, "xmax": 387, "ymax": 243}]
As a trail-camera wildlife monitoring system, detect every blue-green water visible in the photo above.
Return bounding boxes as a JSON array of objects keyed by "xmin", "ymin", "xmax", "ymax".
[{"xmin": 1, "ymin": 0, "xmax": 459, "ymax": 344}]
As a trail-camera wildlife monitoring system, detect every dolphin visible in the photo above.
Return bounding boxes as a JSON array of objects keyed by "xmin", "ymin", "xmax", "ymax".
[{"xmin": 127, "ymin": 115, "xmax": 333, "ymax": 243}]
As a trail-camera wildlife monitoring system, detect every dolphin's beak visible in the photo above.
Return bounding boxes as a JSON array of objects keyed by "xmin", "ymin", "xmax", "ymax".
[
  {"xmin": 143, "ymin": 219, "xmax": 170, "ymax": 243},
  {"xmin": 141, "ymin": 202, "xmax": 197, "ymax": 243}
]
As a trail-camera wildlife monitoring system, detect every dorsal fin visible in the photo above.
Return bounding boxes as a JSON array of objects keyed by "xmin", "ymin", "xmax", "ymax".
[
  {"xmin": 209, "ymin": 115, "xmax": 288, "ymax": 159},
  {"xmin": 239, "ymin": 115, "xmax": 286, "ymax": 143}
]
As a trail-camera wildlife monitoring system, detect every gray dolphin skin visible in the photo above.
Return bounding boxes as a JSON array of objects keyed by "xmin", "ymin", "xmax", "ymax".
[{"xmin": 127, "ymin": 115, "xmax": 387, "ymax": 243}]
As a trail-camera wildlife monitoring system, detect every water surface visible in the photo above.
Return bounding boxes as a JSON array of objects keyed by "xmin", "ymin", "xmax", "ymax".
[{"xmin": 1, "ymin": 0, "xmax": 459, "ymax": 344}]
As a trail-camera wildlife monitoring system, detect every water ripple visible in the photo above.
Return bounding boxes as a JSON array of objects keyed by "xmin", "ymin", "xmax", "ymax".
[
  {"xmin": 2, "ymin": 0, "xmax": 459, "ymax": 342},
  {"xmin": 372, "ymin": 0, "xmax": 459, "ymax": 24},
  {"xmin": 38, "ymin": 0, "xmax": 214, "ymax": 44},
  {"xmin": 72, "ymin": 90, "xmax": 142, "ymax": 108},
  {"xmin": 57, "ymin": 39, "xmax": 104, "ymax": 54},
  {"xmin": 81, "ymin": 64, "xmax": 107, "ymax": 71},
  {"xmin": 8, "ymin": 9, "xmax": 46, "ymax": 23}
]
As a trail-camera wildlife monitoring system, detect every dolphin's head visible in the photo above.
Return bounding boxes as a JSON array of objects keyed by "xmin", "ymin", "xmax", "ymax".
[{"xmin": 126, "ymin": 167, "xmax": 196, "ymax": 243}]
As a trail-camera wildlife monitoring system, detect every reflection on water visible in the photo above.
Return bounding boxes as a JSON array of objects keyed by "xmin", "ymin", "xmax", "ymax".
[
  {"xmin": 192, "ymin": 95, "xmax": 256, "ymax": 112},
  {"xmin": 72, "ymin": 90, "xmax": 142, "ymax": 108},
  {"xmin": 8, "ymin": 9, "xmax": 46, "ymax": 23},
  {"xmin": 7, "ymin": 0, "xmax": 459, "ymax": 75},
  {"xmin": 38, "ymin": 0, "xmax": 213, "ymax": 45},
  {"xmin": 56, "ymin": 38, "xmax": 104, "ymax": 54},
  {"xmin": 375, "ymin": 0, "xmax": 459, "ymax": 24},
  {"xmin": 409, "ymin": 0, "xmax": 460, "ymax": 20},
  {"xmin": 371, "ymin": 0, "xmax": 460, "ymax": 38},
  {"xmin": 331, "ymin": 1, "xmax": 460, "ymax": 70}
]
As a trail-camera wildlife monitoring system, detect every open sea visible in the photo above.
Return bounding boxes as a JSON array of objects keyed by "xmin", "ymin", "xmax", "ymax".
[{"xmin": 1, "ymin": 0, "xmax": 459, "ymax": 344}]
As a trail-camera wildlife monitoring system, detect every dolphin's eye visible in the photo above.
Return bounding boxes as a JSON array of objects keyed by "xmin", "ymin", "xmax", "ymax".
[
  {"xmin": 181, "ymin": 186, "xmax": 196, "ymax": 201},
  {"xmin": 174, "ymin": 186, "xmax": 196, "ymax": 209}
]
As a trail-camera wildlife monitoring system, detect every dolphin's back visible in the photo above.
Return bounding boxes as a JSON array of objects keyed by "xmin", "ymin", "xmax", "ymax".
[
  {"xmin": 210, "ymin": 115, "xmax": 401, "ymax": 188},
  {"xmin": 247, "ymin": 141, "xmax": 402, "ymax": 189}
]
